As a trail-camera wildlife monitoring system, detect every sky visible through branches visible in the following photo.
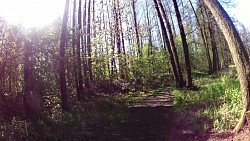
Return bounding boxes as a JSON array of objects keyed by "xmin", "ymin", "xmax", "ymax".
[{"xmin": 0, "ymin": 0, "xmax": 249, "ymax": 28}]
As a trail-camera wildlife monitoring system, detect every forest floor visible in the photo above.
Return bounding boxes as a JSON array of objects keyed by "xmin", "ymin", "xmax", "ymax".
[
  {"xmin": 85, "ymin": 90, "xmax": 175, "ymax": 141},
  {"xmin": 88, "ymin": 88, "xmax": 250, "ymax": 141},
  {"xmin": 169, "ymin": 106, "xmax": 250, "ymax": 141},
  {"xmin": 126, "ymin": 89, "xmax": 250, "ymax": 141},
  {"xmin": 2, "ymin": 79, "xmax": 249, "ymax": 140}
]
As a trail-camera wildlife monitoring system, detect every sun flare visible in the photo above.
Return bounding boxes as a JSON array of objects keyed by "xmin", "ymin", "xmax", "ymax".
[{"xmin": 0, "ymin": 0, "xmax": 65, "ymax": 28}]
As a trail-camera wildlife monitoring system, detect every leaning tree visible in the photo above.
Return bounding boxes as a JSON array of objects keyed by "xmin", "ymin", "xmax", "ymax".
[{"xmin": 202, "ymin": 0, "xmax": 250, "ymax": 133}]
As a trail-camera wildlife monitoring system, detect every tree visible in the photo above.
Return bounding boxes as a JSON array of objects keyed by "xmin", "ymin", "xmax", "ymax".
[
  {"xmin": 86, "ymin": 0, "xmax": 93, "ymax": 81},
  {"xmin": 72, "ymin": 0, "xmax": 80, "ymax": 100},
  {"xmin": 203, "ymin": 6, "xmax": 220, "ymax": 74},
  {"xmin": 82, "ymin": 0, "xmax": 89, "ymax": 88},
  {"xmin": 23, "ymin": 38, "xmax": 36, "ymax": 118},
  {"xmin": 202, "ymin": 0, "xmax": 250, "ymax": 133},
  {"xmin": 189, "ymin": 0, "xmax": 213, "ymax": 74},
  {"xmin": 131, "ymin": 0, "xmax": 141, "ymax": 57},
  {"xmin": 59, "ymin": 0, "xmax": 70, "ymax": 111},
  {"xmin": 77, "ymin": 0, "xmax": 84, "ymax": 99},
  {"xmin": 158, "ymin": 0, "xmax": 184, "ymax": 87},
  {"xmin": 153, "ymin": 0, "xmax": 180, "ymax": 87},
  {"xmin": 172, "ymin": 0, "xmax": 193, "ymax": 87}
]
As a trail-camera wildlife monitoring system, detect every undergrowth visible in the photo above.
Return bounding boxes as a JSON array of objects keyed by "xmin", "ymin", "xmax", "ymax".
[
  {"xmin": 0, "ymin": 85, "xmax": 168, "ymax": 140},
  {"xmin": 173, "ymin": 75, "xmax": 242, "ymax": 131},
  {"xmin": 0, "ymin": 97, "xmax": 128, "ymax": 141}
]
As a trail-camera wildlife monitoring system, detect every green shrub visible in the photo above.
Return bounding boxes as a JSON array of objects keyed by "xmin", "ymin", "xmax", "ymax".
[
  {"xmin": 173, "ymin": 90, "xmax": 184, "ymax": 111},
  {"xmin": 173, "ymin": 75, "xmax": 242, "ymax": 131}
]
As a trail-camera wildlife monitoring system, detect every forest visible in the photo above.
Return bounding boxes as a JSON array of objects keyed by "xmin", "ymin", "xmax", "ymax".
[{"xmin": 0, "ymin": 0, "xmax": 250, "ymax": 140}]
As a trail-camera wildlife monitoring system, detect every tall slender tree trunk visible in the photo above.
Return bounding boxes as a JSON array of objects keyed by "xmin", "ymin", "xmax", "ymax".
[
  {"xmin": 59, "ymin": 0, "xmax": 70, "ymax": 111},
  {"xmin": 23, "ymin": 39, "xmax": 35, "ymax": 118},
  {"xmin": 82, "ymin": 0, "xmax": 89, "ymax": 88},
  {"xmin": 208, "ymin": 22, "xmax": 219, "ymax": 74},
  {"xmin": 107, "ymin": 0, "xmax": 116, "ymax": 80},
  {"xmin": 158, "ymin": 0, "xmax": 184, "ymax": 88},
  {"xmin": 189, "ymin": 0, "xmax": 213, "ymax": 74},
  {"xmin": 131, "ymin": 0, "xmax": 141, "ymax": 57},
  {"xmin": 204, "ymin": 7, "xmax": 220, "ymax": 74},
  {"xmin": 92, "ymin": 0, "xmax": 97, "ymax": 79},
  {"xmin": 166, "ymin": 1, "xmax": 177, "ymax": 37},
  {"xmin": 77, "ymin": 0, "xmax": 84, "ymax": 99},
  {"xmin": 117, "ymin": 0, "xmax": 127, "ymax": 79},
  {"xmin": 153, "ymin": 0, "xmax": 180, "ymax": 87},
  {"xmin": 145, "ymin": 0, "xmax": 153, "ymax": 56},
  {"xmin": 72, "ymin": 0, "xmax": 80, "ymax": 100},
  {"xmin": 113, "ymin": 0, "xmax": 122, "ymax": 79},
  {"xmin": 202, "ymin": 0, "xmax": 250, "ymax": 133},
  {"xmin": 103, "ymin": 0, "xmax": 110, "ymax": 78},
  {"xmin": 86, "ymin": 0, "xmax": 92, "ymax": 82},
  {"xmin": 172, "ymin": 0, "xmax": 193, "ymax": 88}
]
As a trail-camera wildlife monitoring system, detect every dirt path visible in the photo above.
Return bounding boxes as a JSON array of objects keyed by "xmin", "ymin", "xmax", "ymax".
[
  {"xmin": 121, "ymin": 91, "xmax": 174, "ymax": 141},
  {"xmin": 86, "ymin": 91, "xmax": 175, "ymax": 141}
]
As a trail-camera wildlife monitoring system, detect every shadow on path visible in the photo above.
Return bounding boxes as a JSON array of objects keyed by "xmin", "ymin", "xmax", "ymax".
[
  {"xmin": 120, "ymin": 91, "xmax": 174, "ymax": 141},
  {"xmin": 86, "ymin": 91, "xmax": 174, "ymax": 141}
]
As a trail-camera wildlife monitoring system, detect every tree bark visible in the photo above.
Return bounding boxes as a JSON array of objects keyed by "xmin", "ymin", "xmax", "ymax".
[
  {"xmin": 153, "ymin": 0, "xmax": 180, "ymax": 87},
  {"xmin": 131, "ymin": 0, "xmax": 141, "ymax": 57},
  {"xmin": 204, "ymin": 6, "xmax": 220, "ymax": 74},
  {"xmin": 72, "ymin": 0, "xmax": 80, "ymax": 100},
  {"xmin": 87, "ymin": 0, "xmax": 93, "ymax": 81},
  {"xmin": 189, "ymin": 0, "xmax": 213, "ymax": 75},
  {"xmin": 172, "ymin": 0, "xmax": 193, "ymax": 88},
  {"xmin": 145, "ymin": 0, "xmax": 153, "ymax": 56},
  {"xmin": 23, "ymin": 39, "xmax": 35, "ymax": 118},
  {"xmin": 82, "ymin": 0, "xmax": 89, "ymax": 88},
  {"xmin": 158, "ymin": 0, "xmax": 184, "ymax": 88},
  {"xmin": 166, "ymin": 1, "xmax": 177, "ymax": 37},
  {"xmin": 77, "ymin": 0, "xmax": 84, "ymax": 99},
  {"xmin": 59, "ymin": 0, "xmax": 70, "ymax": 112},
  {"xmin": 113, "ymin": 0, "xmax": 123, "ymax": 79},
  {"xmin": 202, "ymin": 0, "xmax": 250, "ymax": 133}
]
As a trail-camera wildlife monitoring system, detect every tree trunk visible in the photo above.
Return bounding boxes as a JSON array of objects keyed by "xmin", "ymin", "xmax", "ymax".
[
  {"xmin": 202, "ymin": 0, "xmax": 250, "ymax": 133},
  {"xmin": 204, "ymin": 6, "xmax": 220, "ymax": 75},
  {"xmin": 158, "ymin": 0, "xmax": 184, "ymax": 88},
  {"xmin": 189, "ymin": 0, "xmax": 213, "ymax": 75},
  {"xmin": 145, "ymin": 0, "xmax": 153, "ymax": 56},
  {"xmin": 72, "ymin": 0, "xmax": 80, "ymax": 100},
  {"xmin": 113, "ymin": 0, "xmax": 123, "ymax": 79},
  {"xmin": 82, "ymin": 0, "xmax": 89, "ymax": 88},
  {"xmin": 77, "ymin": 0, "xmax": 84, "ymax": 99},
  {"xmin": 166, "ymin": 1, "xmax": 177, "ymax": 37},
  {"xmin": 86, "ymin": 0, "xmax": 93, "ymax": 81},
  {"xmin": 117, "ymin": 0, "xmax": 127, "ymax": 79},
  {"xmin": 23, "ymin": 39, "xmax": 36, "ymax": 118},
  {"xmin": 153, "ymin": 0, "xmax": 180, "ymax": 87},
  {"xmin": 131, "ymin": 0, "xmax": 141, "ymax": 57},
  {"xmin": 59, "ymin": 0, "xmax": 70, "ymax": 112},
  {"xmin": 172, "ymin": 0, "xmax": 193, "ymax": 88}
]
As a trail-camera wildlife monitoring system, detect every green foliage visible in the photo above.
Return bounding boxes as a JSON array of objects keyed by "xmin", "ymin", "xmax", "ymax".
[
  {"xmin": 130, "ymin": 46, "xmax": 171, "ymax": 89},
  {"xmin": 0, "ymin": 97, "xmax": 129, "ymax": 141},
  {"xmin": 173, "ymin": 90, "xmax": 184, "ymax": 111},
  {"xmin": 173, "ymin": 75, "xmax": 242, "ymax": 131}
]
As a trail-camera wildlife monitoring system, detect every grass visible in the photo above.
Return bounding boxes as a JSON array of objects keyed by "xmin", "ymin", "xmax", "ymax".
[{"xmin": 173, "ymin": 74, "xmax": 242, "ymax": 132}]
